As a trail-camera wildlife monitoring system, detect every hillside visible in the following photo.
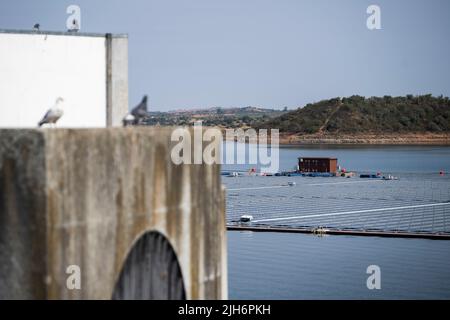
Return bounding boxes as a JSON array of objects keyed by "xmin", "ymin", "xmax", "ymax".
[{"xmin": 255, "ymin": 95, "xmax": 450, "ymax": 134}]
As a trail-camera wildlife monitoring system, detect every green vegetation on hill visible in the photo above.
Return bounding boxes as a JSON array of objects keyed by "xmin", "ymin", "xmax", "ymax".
[{"xmin": 255, "ymin": 95, "xmax": 450, "ymax": 134}]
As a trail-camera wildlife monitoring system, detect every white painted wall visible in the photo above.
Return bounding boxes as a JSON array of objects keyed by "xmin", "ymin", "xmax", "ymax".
[{"xmin": 0, "ymin": 32, "xmax": 107, "ymax": 128}]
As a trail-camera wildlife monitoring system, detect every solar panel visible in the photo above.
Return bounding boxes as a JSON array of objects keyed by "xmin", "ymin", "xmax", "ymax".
[{"xmin": 224, "ymin": 173, "xmax": 450, "ymax": 235}]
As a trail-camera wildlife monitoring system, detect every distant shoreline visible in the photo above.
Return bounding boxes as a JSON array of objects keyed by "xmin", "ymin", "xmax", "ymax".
[{"xmin": 223, "ymin": 132, "xmax": 450, "ymax": 145}]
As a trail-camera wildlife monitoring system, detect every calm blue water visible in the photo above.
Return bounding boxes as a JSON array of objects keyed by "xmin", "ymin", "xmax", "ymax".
[
  {"xmin": 222, "ymin": 144, "xmax": 450, "ymax": 173},
  {"xmin": 226, "ymin": 145, "xmax": 450, "ymax": 299},
  {"xmin": 277, "ymin": 145, "xmax": 450, "ymax": 173},
  {"xmin": 228, "ymin": 231, "xmax": 450, "ymax": 299}
]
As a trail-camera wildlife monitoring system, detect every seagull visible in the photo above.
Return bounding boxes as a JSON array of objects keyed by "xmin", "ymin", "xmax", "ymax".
[
  {"xmin": 131, "ymin": 95, "xmax": 149, "ymax": 125},
  {"xmin": 122, "ymin": 113, "xmax": 135, "ymax": 127},
  {"xmin": 33, "ymin": 23, "xmax": 40, "ymax": 31},
  {"xmin": 38, "ymin": 97, "xmax": 64, "ymax": 128}
]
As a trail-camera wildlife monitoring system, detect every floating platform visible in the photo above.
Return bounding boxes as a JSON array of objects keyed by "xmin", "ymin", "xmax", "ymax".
[{"xmin": 227, "ymin": 225, "xmax": 450, "ymax": 240}]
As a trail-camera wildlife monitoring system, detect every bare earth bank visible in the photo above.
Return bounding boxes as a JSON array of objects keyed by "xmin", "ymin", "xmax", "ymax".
[
  {"xmin": 221, "ymin": 130, "xmax": 450, "ymax": 145},
  {"xmin": 277, "ymin": 132, "xmax": 450, "ymax": 145}
]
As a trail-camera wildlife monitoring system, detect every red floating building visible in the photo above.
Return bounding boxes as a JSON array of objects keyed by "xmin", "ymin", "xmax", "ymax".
[{"xmin": 298, "ymin": 157, "xmax": 338, "ymax": 173}]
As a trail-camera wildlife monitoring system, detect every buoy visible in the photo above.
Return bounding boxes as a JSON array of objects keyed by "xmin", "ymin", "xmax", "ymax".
[{"xmin": 439, "ymin": 170, "xmax": 444, "ymax": 175}]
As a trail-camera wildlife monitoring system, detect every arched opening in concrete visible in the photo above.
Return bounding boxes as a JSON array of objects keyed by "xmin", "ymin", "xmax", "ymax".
[{"xmin": 112, "ymin": 231, "xmax": 186, "ymax": 300}]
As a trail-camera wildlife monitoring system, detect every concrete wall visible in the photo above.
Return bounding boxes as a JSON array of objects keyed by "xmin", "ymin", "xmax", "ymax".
[
  {"xmin": 0, "ymin": 128, "xmax": 227, "ymax": 299},
  {"xmin": 0, "ymin": 31, "xmax": 128, "ymax": 128},
  {"xmin": 106, "ymin": 34, "xmax": 129, "ymax": 127}
]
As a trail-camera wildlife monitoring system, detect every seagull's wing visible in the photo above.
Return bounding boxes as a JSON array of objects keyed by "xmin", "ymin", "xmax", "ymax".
[
  {"xmin": 38, "ymin": 109, "xmax": 52, "ymax": 126},
  {"xmin": 43, "ymin": 109, "xmax": 52, "ymax": 119},
  {"xmin": 38, "ymin": 108, "xmax": 63, "ymax": 127}
]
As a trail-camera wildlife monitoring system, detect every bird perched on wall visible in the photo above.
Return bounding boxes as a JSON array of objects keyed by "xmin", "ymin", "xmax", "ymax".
[
  {"xmin": 33, "ymin": 23, "xmax": 40, "ymax": 31},
  {"xmin": 38, "ymin": 97, "xmax": 64, "ymax": 128},
  {"xmin": 131, "ymin": 95, "xmax": 149, "ymax": 125},
  {"xmin": 122, "ymin": 113, "xmax": 135, "ymax": 127}
]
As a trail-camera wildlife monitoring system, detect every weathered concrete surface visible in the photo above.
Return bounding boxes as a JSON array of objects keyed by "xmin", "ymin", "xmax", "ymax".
[
  {"xmin": 0, "ymin": 128, "xmax": 227, "ymax": 299},
  {"xmin": 106, "ymin": 34, "xmax": 129, "ymax": 127}
]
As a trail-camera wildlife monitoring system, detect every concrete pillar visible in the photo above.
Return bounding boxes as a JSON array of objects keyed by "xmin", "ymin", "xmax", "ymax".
[
  {"xmin": 106, "ymin": 34, "xmax": 129, "ymax": 127},
  {"xmin": 0, "ymin": 128, "xmax": 227, "ymax": 299}
]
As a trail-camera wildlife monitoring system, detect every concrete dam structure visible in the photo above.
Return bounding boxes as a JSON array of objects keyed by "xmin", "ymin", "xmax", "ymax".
[
  {"xmin": 0, "ymin": 128, "xmax": 227, "ymax": 299},
  {"xmin": 0, "ymin": 30, "xmax": 128, "ymax": 128}
]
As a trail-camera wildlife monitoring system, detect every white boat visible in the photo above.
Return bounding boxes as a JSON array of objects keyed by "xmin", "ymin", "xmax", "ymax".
[{"xmin": 240, "ymin": 215, "xmax": 253, "ymax": 222}]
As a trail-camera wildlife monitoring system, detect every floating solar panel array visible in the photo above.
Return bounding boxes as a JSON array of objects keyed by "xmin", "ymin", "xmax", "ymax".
[{"xmin": 224, "ymin": 173, "xmax": 450, "ymax": 235}]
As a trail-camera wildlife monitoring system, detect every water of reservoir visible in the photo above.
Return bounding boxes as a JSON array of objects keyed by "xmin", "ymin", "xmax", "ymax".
[{"xmin": 225, "ymin": 144, "xmax": 450, "ymax": 299}]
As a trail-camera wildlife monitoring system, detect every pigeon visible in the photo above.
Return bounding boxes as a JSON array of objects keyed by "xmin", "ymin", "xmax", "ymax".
[
  {"xmin": 131, "ymin": 95, "xmax": 149, "ymax": 125},
  {"xmin": 33, "ymin": 23, "xmax": 40, "ymax": 31},
  {"xmin": 122, "ymin": 113, "xmax": 135, "ymax": 127},
  {"xmin": 38, "ymin": 97, "xmax": 64, "ymax": 127}
]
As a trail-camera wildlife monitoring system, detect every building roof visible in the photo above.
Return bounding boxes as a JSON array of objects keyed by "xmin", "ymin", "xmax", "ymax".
[{"xmin": 0, "ymin": 29, "xmax": 127, "ymax": 38}]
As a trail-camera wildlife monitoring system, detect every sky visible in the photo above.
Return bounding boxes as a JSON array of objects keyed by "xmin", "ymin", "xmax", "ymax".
[{"xmin": 1, "ymin": 0, "xmax": 450, "ymax": 111}]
